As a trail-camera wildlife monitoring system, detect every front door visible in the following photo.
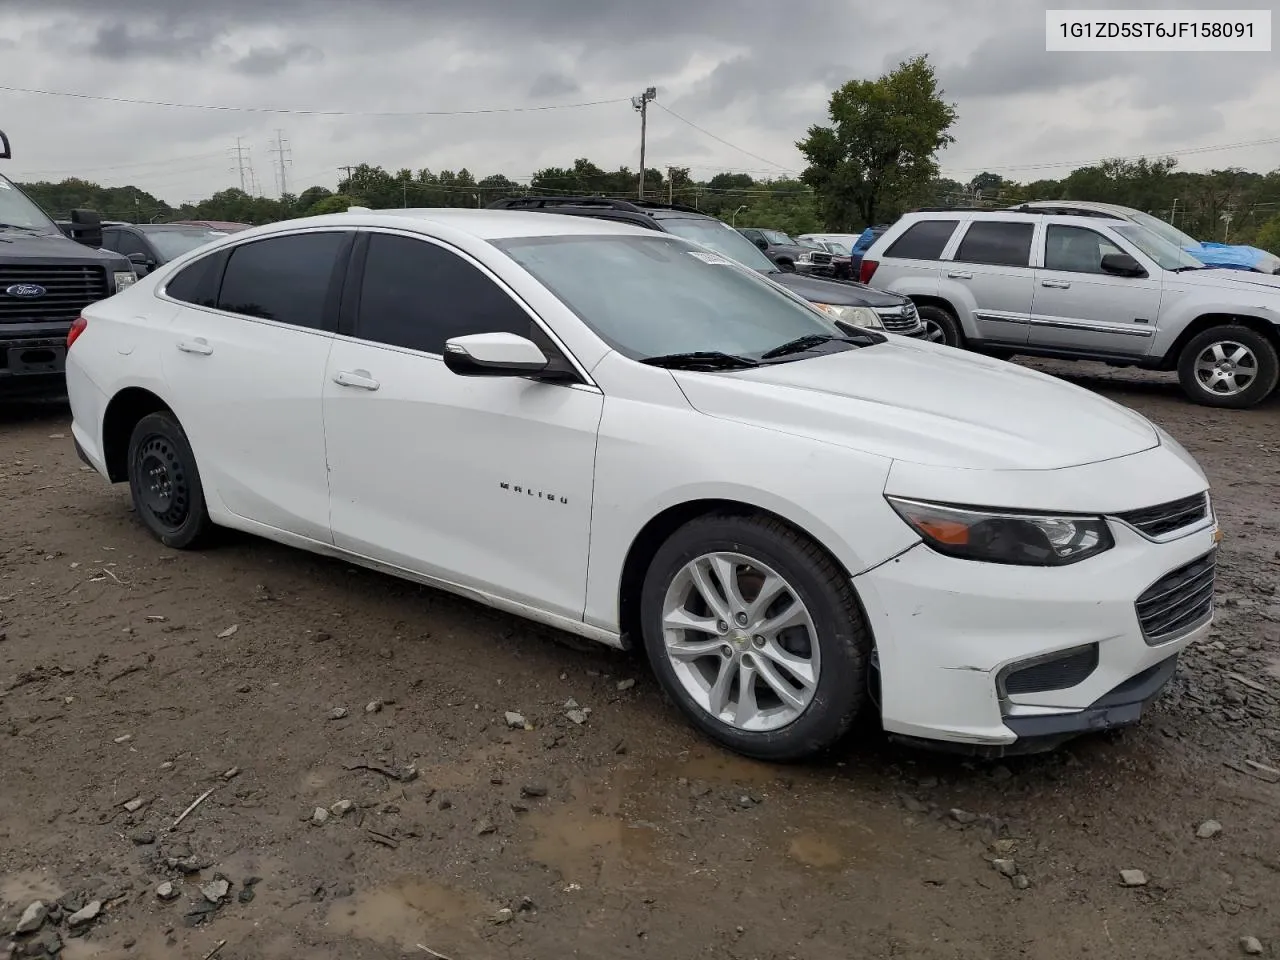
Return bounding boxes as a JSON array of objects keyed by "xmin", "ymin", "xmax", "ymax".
[
  {"xmin": 1029, "ymin": 224, "xmax": 1163, "ymax": 356},
  {"xmin": 323, "ymin": 230, "xmax": 603, "ymax": 620}
]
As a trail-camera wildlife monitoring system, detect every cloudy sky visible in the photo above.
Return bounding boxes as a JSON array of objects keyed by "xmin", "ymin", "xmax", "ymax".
[{"xmin": 0, "ymin": 0, "xmax": 1275, "ymax": 204}]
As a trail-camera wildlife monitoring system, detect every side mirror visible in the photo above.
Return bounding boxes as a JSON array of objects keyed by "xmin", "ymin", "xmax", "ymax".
[
  {"xmin": 443, "ymin": 332, "xmax": 550, "ymax": 377},
  {"xmin": 127, "ymin": 252, "xmax": 155, "ymax": 273},
  {"xmin": 1101, "ymin": 252, "xmax": 1145, "ymax": 277},
  {"xmin": 69, "ymin": 208, "xmax": 103, "ymax": 250},
  {"xmin": 753, "ymin": 238, "xmax": 768, "ymax": 250}
]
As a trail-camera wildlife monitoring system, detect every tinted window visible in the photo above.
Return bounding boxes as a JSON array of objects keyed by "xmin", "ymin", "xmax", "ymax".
[
  {"xmin": 110, "ymin": 230, "xmax": 150, "ymax": 259},
  {"xmin": 164, "ymin": 251, "xmax": 226, "ymax": 308},
  {"xmin": 356, "ymin": 233, "xmax": 532, "ymax": 353},
  {"xmin": 885, "ymin": 220, "xmax": 957, "ymax": 260},
  {"xmin": 954, "ymin": 221, "xmax": 1034, "ymax": 268},
  {"xmin": 1043, "ymin": 225, "xmax": 1124, "ymax": 274},
  {"xmin": 216, "ymin": 232, "xmax": 346, "ymax": 330}
]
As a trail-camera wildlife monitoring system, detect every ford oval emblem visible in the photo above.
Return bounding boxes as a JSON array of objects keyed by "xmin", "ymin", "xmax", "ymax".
[{"xmin": 5, "ymin": 283, "xmax": 46, "ymax": 299}]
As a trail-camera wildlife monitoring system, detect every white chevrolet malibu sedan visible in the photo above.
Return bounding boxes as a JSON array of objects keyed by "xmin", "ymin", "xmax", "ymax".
[{"xmin": 64, "ymin": 209, "xmax": 1219, "ymax": 761}]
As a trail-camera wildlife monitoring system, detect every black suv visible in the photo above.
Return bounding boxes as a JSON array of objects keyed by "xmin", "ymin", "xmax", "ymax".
[
  {"xmin": 0, "ymin": 130, "xmax": 134, "ymax": 400},
  {"xmin": 99, "ymin": 222, "xmax": 233, "ymax": 277},
  {"xmin": 736, "ymin": 226, "xmax": 821, "ymax": 274},
  {"xmin": 486, "ymin": 197, "xmax": 926, "ymax": 338}
]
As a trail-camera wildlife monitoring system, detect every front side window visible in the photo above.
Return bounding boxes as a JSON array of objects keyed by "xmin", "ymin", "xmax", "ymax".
[
  {"xmin": 496, "ymin": 234, "xmax": 848, "ymax": 362},
  {"xmin": 954, "ymin": 221, "xmax": 1035, "ymax": 268},
  {"xmin": 355, "ymin": 232, "xmax": 532, "ymax": 354},
  {"xmin": 216, "ymin": 232, "xmax": 347, "ymax": 329},
  {"xmin": 760, "ymin": 229, "xmax": 794, "ymax": 245},
  {"xmin": 109, "ymin": 230, "xmax": 150, "ymax": 259},
  {"xmin": 1043, "ymin": 225, "xmax": 1124, "ymax": 274}
]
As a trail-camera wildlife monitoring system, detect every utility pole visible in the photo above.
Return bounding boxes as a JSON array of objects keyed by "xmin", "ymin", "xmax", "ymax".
[
  {"xmin": 339, "ymin": 166, "xmax": 354, "ymax": 186},
  {"xmin": 667, "ymin": 166, "xmax": 674, "ymax": 205},
  {"xmin": 631, "ymin": 86, "xmax": 656, "ymax": 200},
  {"xmin": 268, "ymin": 129, "xmax": 292, "ymax": 198},
  {"xmin": 229, "ymin": 138, "xmax": 250, "ymax": 192}
]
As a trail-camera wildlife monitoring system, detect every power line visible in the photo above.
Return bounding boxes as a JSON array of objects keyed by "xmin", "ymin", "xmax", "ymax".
[
  {"xmin": 654, "ymin": 103, "xmax": 796, "ymax": 173},
  {"xmin": 0, "ymin": 84, "xmax": 631, "ymax": 117},
  {"xmin": 269, "ymin": 129, "xmax": 293, "ymax": 198}
]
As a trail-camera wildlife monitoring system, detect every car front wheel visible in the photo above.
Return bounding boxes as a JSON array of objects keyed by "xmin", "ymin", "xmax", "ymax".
[
  {"xmin": 1177, "ymin": 325, "xmax": 1279, "ymax": 408},
  {"xmin": 639, "ymin": 513, "xmax": 871, "ymax": 761},
  {"xmin": 126, "ymin": 410, "xmax": 213, "ymax": 549},
  {"xmin": 916, "ymin": 304, "xmax": 963, "ymax": 347}
]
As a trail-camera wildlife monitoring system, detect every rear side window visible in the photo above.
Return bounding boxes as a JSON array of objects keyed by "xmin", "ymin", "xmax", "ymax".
[
  {"xmin": 164, "ymin": 251, "xmax": 225, "ymax": 309},
  {"xmin": 355, "ymin": 233, "xmax": 533, "ymax": 354},
  {"xmin": 885, "ymin": 220, "xmax": 957, "ymax": 260},
  {"xmin": 954, "ymin": 221, "xmax": 1035, "ymax": 268},
  {"xmin": 216, "ymin": 232, "xmax": 347, "ymax": 330}
]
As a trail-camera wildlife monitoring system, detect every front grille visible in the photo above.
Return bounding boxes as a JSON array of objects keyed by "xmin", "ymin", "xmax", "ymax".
[
  {"xmin": 1000, "ymin": 643, "xmax": 1099, "ymax": 695},
  {"xmin": 1135, "ymin": 552, "xmax": 1216, "ymax": 645},
  {"xmin": 809, "ymin": 251, "xmax": 833, "ymax": 265},
  {"xmin": 1115, "ymin": 493, "xmax": 1209, "ymax": 539},
  {"xmin": 0, "ymin": 265, "xmax": 110, "ymax": 325},
  {"xmin": 876, "ymin": 301, "xmax": 921, "ymax": 332}
]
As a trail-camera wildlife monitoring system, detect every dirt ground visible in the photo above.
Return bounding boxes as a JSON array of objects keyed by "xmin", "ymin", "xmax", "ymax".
[{"xmin": 1, "ymin": 361, "xmax": 1278, "ymax": 960}]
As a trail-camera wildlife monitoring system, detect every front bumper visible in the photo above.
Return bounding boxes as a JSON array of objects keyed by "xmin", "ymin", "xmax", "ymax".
[{"xmin": 853, "ymin": 518, "xmax": 1218, "ymax": 752}]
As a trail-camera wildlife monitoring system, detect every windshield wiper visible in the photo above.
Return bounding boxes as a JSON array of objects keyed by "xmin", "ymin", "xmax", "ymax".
[
  {"xmin": 1172, "ymin": 265, "xmax": 1207, "ymax": 272},
  {"xmin": 640, "ymin": 351, "xmax": 759, "ymax": 371},
  {"xmin": 760, "ymin": 333, "xmax": 873, "ymax": 359}
]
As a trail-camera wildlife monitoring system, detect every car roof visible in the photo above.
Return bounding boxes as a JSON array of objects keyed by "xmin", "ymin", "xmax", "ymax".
[
  {"xmin": 1014, "ymin": 200, "xmax": 1136, "ymax": 217},
  {"xmin": 245, "ymin": 208, "xmax": 663, "ymax": 242}
]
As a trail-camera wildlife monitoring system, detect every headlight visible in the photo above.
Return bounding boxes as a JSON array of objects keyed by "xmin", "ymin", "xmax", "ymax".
[
  {"xmin": 812, "ymin": 303, "xmax": 883, "ymax": 328},
  {"xmin": 114, "ymin": 271, "xmax": 137, "ymax": 292},
  {"xmin": 886, "ymin": 497, "xmax": 1114, "ymax": 566}
]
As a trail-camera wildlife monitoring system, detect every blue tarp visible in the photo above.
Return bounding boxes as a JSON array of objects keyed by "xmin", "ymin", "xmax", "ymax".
[{"xmin": 1187, "ymin": 241, "xmax": 1280, "ymax": 274}]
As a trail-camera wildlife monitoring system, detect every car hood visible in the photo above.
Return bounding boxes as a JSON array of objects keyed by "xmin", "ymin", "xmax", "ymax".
[
  {"xmin": 771, "ymin": 272, "xmax": 907, "ymax": 308},
  {"xmin": 1172, "ymin": 268, "xmax": 1280, "ymax": 294},
  {"xmin": 0, "ymin": 230, "xmax": 128, "ymax": 265},
  {"xmin": 672, "ymin": 339, "xmax": 1160, "ymax": 470}
]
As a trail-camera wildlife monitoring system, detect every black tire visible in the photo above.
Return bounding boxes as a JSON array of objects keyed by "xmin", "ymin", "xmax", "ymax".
[
  {"xmin": 1176, "ymin": 324, "xmax": 1280, "ymax": 409},
  {"xmin": 126, "ymin": 410, "xmax": 212, "ymax": 549},
  {"xmin": 639, "ymin": 513, "xmax": 871, "ymax": 762},
  {"xmin": 916, "ymin": 304, "xmax": 964, "ymax": 348},
  {"xmin": 776, "ymin": 258, "xmax": 796, "ymax": 273}
]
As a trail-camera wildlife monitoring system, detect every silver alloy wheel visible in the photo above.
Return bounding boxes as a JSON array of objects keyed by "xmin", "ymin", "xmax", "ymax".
[
  {"xmin": 922, "ymin": 318, "xmax": 947, "ymax": 343},
  {"xmin": 660, "ymin": 552, "xmax": 821, "ymax": 732},
  {"xmin": 1194, "ymin": 340, "xmax": 1258, "ymax": 397}
]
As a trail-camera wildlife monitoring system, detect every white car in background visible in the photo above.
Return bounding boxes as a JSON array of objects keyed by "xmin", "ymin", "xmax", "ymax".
[{"xmin": 64, "ymin": 209, "xmax": 1218, "ymax": 760}]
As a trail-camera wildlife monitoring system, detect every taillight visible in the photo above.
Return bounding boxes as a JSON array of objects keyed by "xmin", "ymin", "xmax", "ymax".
[
  {"xmin": 67, "ymin": 315, "xmax": 88, "ymax": 349},
  {"xmin": 859, "ymin": 259, "xmax": 879, "ymax": 284}
]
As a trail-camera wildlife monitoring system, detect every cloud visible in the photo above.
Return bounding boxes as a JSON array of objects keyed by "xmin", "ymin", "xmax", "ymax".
[
  {"xmin": 0, "ymin": 0, "xmax": 1273, "ymax": 205},
  {"xmin": 528, "ymin": 72, "xmax": 580, "ymax": 98}
]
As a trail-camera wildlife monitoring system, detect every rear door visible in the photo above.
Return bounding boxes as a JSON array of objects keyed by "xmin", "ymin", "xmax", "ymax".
[
  {"xmin": 942, "ymin": 217, "xmax": 1037, "ymax": 346},
  {"xmin": 160, "ymin": 229, "xmax": 351, "ymax": 542}
]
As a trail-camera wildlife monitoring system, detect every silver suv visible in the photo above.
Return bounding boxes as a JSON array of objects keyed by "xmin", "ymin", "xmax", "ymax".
[{"xmin": 861, "ymin": 209, "xmax": 1280, "ymax": 408}]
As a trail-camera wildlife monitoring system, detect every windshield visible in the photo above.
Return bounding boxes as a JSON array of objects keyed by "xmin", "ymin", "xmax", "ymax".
[
  {"xmin": 823, "ymin": 241, "xmax": 851, "ymax": 256},
  {"xmin": 1113, "ymin": 223, "xmax": 1206, "ymax": 270},
  {"xmin": 761, "ymin": 229, "xmax": 794, "ymax": 245},
  {"xmin": 1129, "ymin": 210, "xmax": 1200, "ymax": 250},
  {"xmin": 658, "ymin": 216, "xmax": 780, "ymax": 273},
  {"xmin": 144, "ymin": 228, "xmax": 227, "ymax": 260},
  {"xmin": 496, "ymin": 234, "xmax": 847, "ymax": 361},
  {"xmin": 0, "ymin": 175, "xmax": 59, "ymax": 233}
]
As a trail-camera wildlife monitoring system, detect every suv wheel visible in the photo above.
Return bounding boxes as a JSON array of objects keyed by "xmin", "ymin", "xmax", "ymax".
[
  {"xmin": 126, "ymin": 410, "xmax": 213, "ymax": 549},
  {"xmin": 1177, "ymin": 325, "xmax": 1279, "ymax": 408},
  {"xmin": 639, "ymin": 513, "xmax": 870, "ymax": 762},
  {"xmin": 917, "ymin": 304, "xmax": 963, "ymax": 347}
]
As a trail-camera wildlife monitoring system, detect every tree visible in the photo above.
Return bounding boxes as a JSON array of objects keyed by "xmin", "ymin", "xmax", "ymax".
[
  {"xmin": 1254, "ymin": 213, "xmax": 1280, "ymax": 254},
  {"xmin": 797, "ymin": 55, "xmax": 958, "ymax": 229}
]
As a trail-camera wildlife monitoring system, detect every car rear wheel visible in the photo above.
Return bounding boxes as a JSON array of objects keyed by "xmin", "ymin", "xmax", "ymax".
[
  {"xmin": 127, "ymin": 410, "xmax": 213, "ymax": 549},
  {"xmin": 916, "ymin": 304, "xmax": 962, "ymax": 347},
  {"xmin": 1177, "ymin": 325, "xmax": 1279, "ymax": 408},
  {"xmin": 639, "ymin": 513, "xmax": 870, "ymax": 761}
]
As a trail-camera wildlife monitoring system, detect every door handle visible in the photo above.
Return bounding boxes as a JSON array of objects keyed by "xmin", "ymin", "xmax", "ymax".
[
  {"xmin": 333, "ymin": 369, "xmax": 380, "ymax": 391},
  {"xmin": 176, "ymin": 338, "xmax": 213, "ymax": 355},
  {"xmin": 1040, "ymin": 279, "xmax": 1072, "ymax": 289},
  {"xmin": 946, "ymin": 270, "xmax": 973, "ymax": 279}
]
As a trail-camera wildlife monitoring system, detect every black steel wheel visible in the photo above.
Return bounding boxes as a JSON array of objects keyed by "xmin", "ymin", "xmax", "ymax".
[{"xmin": 126, "ymin": 410, "xmax": 212, "ymax": 548}]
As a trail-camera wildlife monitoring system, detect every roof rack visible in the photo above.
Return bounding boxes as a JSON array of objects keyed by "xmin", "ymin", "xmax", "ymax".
[
  {"xmin": 0, "ymin": 129, "xmax": 10, "ymax": 160},
  {"xmin": 1006, "ymin": 202, "xmax": 1122, "ymax": 219},
  {"xmin": 487, "ymin": 195, "xmax": 702, "ymax": 215}
]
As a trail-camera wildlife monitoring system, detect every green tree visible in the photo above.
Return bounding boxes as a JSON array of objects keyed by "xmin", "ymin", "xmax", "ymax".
[
  {"xmin": 1253, "ymin": 213, "xmax": 1280, "ymax": 254},
  {"xmin": 797, "ymin": 54, "xmax": 958, "ymax": 229},
  {"xmin": 306, "ymin": 193, "xmax": 363, "ymax": 215}
]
